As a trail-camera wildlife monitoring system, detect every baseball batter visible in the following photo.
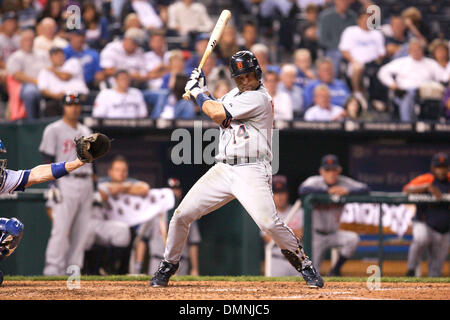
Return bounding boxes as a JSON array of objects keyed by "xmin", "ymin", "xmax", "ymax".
[
  {"xmin": 39, "ymin": 93, "xmax": 95, "ymax": 276},
  {"xmin": 150, "ymin": 50, "xmax": 323, "ymax": 288}
]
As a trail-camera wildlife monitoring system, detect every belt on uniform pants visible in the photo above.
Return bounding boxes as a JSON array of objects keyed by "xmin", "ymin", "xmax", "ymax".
[
  {"xmin": 314, "ymin": 230, "xmax": 336, "ymax": 236},
  {"xmin": 221, "ymin": 156, "xmax": 259, "ymax": 166}
]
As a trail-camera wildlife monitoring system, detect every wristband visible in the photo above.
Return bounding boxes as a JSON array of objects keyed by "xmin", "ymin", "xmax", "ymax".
[
  {"xmin": 195, "ymin": 93, "xmax": 212, "ymax": 110},
  {"xmin": 51, "ymin": 162, "xmax": 68, "ymax": 179}
]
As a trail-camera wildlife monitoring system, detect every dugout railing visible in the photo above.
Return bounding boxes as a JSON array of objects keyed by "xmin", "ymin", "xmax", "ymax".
[{"xmin": 301, "ymin": 192, "xmax": 450, "ymax": 276}]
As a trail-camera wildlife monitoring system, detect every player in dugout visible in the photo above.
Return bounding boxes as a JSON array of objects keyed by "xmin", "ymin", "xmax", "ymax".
[{"xmin": 403, "ymin": 152, "xmax": 450, "ymax": 277}]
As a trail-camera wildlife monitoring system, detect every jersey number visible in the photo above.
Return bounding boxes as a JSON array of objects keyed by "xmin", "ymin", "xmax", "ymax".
[{"xmin": 234, "ymin": 124, "xmax": 249, "ymax": 144}]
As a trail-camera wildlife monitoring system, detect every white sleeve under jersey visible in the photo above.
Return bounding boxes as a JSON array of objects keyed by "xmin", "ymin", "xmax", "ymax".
[{"xmin": 0, "ymin": 169, "xmax": 30, "ymax": 194}]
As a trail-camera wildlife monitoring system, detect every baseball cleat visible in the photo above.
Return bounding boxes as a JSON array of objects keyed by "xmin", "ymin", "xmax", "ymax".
[
  {"xmin": 150, "ymin": 260, "xmax": 179, "ymax": 287},
  {"xmin": 300, "ymin": 261, "xmax": 324, "ymax": 288}
]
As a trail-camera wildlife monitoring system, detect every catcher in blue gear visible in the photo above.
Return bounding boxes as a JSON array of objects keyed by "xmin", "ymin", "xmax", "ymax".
[{"xmin": 0, "ymin": 218, "xmax": 24, "ymax": 285}]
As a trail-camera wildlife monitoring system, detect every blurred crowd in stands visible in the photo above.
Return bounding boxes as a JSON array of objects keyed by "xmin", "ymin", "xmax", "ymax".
[{"xmin": 0, "ymin": 0, "xmax": 449, "ymax": 123}]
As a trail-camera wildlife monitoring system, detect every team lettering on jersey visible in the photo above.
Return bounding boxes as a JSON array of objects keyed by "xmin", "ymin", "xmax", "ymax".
[{"xmin": 63, "ymin": 139, "xmax": 76, "ymax": 154}]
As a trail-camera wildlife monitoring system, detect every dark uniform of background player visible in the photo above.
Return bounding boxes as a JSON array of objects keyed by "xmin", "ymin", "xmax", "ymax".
[{"xmin": 403, "ymin": 152, "xmax": 450, "ymax": 277}]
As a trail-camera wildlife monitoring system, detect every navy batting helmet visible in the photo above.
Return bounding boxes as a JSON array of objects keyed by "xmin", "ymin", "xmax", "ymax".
[{"xmin": 230, "ymin": 50, "xmax": 262, "ymax": 80}]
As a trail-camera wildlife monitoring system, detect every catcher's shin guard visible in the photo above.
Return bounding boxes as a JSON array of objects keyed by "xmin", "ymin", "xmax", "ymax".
[
  {"xmin": 281, "ymin": 248, "xmax": 324, "ymax": 288},
  {"xmin": 150, "ymin": 260, "xmax": 179, "ymax": 287}
]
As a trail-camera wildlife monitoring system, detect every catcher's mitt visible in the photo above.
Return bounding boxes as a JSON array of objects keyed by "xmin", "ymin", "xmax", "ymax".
[{"xmin": 75, "ymin": 133, "xmax": 111, "ymax": 163}]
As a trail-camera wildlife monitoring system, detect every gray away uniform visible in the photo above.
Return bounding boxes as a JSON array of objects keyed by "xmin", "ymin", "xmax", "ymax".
[
  {"xmin": 299, "ymin": 175, "xmax": 369, "ymax": 271},
  {"xmin": 39, "ymin": 119, "xmax": 93, "ymax": 276},
  {"xmin": 163, "ymin": 84, "xmax": 307, "ymax": 272}
]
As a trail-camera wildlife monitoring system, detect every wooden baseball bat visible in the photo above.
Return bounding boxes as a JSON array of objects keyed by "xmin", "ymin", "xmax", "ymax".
[{"xmin": 183, "ymin": 9, "xmax": 232, "ymax": 100}]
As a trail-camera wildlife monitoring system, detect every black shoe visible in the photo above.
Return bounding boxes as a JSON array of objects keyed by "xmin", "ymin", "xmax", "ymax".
[
  {"xmin": 300, "ymin": 260, "xmax": 324, "ymax": 288},
  {"xmin": 405, "ymin": 269, "xmax": 415, "ymax": 277},
  {"xmin": 150, "ymin": 260, "xmax": 179, "ymax": 287}
]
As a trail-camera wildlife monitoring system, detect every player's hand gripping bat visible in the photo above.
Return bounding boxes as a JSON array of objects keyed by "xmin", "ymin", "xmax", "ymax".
[{"xmin": 183, "ymin": 9, "xmax": 232, "ymax": 100}]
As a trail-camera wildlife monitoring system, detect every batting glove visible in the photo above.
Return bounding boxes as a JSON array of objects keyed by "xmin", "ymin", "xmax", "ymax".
[
  {"xmin": 185, "ymin": 78, "xmax": 202, "ymax": 99},
  {"xmin": 190, "ymin": 68, "xmax": 206, "ymax": 88}
]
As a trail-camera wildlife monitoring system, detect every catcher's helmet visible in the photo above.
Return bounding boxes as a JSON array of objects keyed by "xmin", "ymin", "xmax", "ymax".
[
  {"xmin": 63, "ymin": 92, "xmax": 81, "ymax": 105},
  {"xmin": 230, "ymin": 50, "xmax": 262, "ymax": 80}
]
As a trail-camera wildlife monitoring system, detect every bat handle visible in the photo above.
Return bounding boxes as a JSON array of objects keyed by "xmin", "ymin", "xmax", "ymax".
[{"xmin": 182, "ymin": 90, "xmax": 191, "ymax": 100}]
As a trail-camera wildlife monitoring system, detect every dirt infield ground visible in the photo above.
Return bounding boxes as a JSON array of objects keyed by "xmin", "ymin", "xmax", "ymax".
[{"xmin": 0, "ymin": 279, "xmax": 448, "ymax": 300}]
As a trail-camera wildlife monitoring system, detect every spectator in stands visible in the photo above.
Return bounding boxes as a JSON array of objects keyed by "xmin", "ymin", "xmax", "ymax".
[
  {"xmin": 303, "ymin": 57, "xmax": 350, "ymax": 109},
  {"xmin": 92, "ymin": 69, "xmax": 148, "ymax": 119},
  {"xmin": 0, "ymin": 12, "xmax": 20, "ymax": 84},
  {"xmin": 293, "ymin": 49, "xmax": 316, "ymax": 88},
  {"xmin": 384, "ymin": 15, "xmax": 408, "ymax": 60},
  {"xmin": 33, "ymin": 17, "xmax": 68, "ymax": 52},
  {"xmin": 151, "ymin": 73, "xmax": 195, "ymax": 119},
  {"xmin": 123, "ymin": 13, "xmax": 142, "ymax": 31},
  {"xmin": 403, "ymin": 152, "xmax": 450, "ymax": 277},
  {"xmin": 144, "ymin": 29, "xmax": 169, "ymax": 91},
  {"xmin": 212, "ymin": 79, "xmax": 231, "ymax": 99},
  {"xmin": 262, "ymin": 175, "xmax": 303, "ymax": 277},
  {"xmin": 63, "ymin": 29, "xmax": 104, "ymax": 90},
  {"xmin": 264, "ymin": 70, "xmax": 293, "ymax": 121},
  {"xmin": 216, "ymin": 25, "xmax": 241, "ymax": 66},
  {"xmin": 378, "ymin": 38, "xmax": 448, "ymax": 122},
  {"xmin": 207, "ymin": 55, "xmax": 233, "ymax": 94},
  {"xmin": 99, "ymin": 27, "xmax": 147, "ymax": 87},
  {"xmin": 160, "ymin": 49, "xmax": 186, "ymax": 90},
  {"xmin": 120, "ymin": 0, "xmax": 163, "ymax": 31},
  {"xmin": 167, "ymin": 0, "xmax": 213, "ymax": 36},
  {"xmin": 18, "ymin": 0, "xmax": 40, "ymax": 29},
  {"xmin": 296, "ymin": 0, "xmax": 327, "ymax": 10},
  {"xmin": 297, "ymin": 4, "xmax": 319, "ymax": 61},
  {"xmin": 251, "ymin": 43, "xmax": 280, "ymax": 76},
  {"xmin": 82, "ymin": 1, "xmax": 110, "ymax": 51},
  {"xmin": 201, "ymin": 52, "xmax": 218, "ymax": 80},
  {"xmin": 339, "ymin": 10, "xmax": 386, "ymax": 109},
  {"xmin": 6, "ymin": 29, "xmax": 49, "ymax": 119},
  {"xmin": 37, "ymin": 0, "xmax": 64, "ymax": 27},
  {"xmin": 342, "ymin": 94, "xmax": 374, "ymax": 121},
  {"xmin": 304, "ymin": 85, "xmax": 346, "ymax": 122},
  {"xmin": 429, "ymin": 39, "xmax": 450, "ymax": 75},
  {"xmin": 239, "ymin": 20, "xmax": 258, "ymax": 51},
  {"xmin": 37, "ymin": 47, "xmax": 88, "ymax": 117},
  {"xmin": 401, "ymin": 7, "xmax": 432, "ymax": 45},
  {"xmin": 298, "ymin": 154, "xmax": 368, "ymax": 276},
  {"xmin": 318, "ymin": 0, "xmax": 357, "ymax": 76},
  {"xmin": 278, "ymin": 64, "xmax": 304, "ymax": 118},
  {"xmin": 185, "ymin": 33, "xmax": 209, "ymax": 75}
]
